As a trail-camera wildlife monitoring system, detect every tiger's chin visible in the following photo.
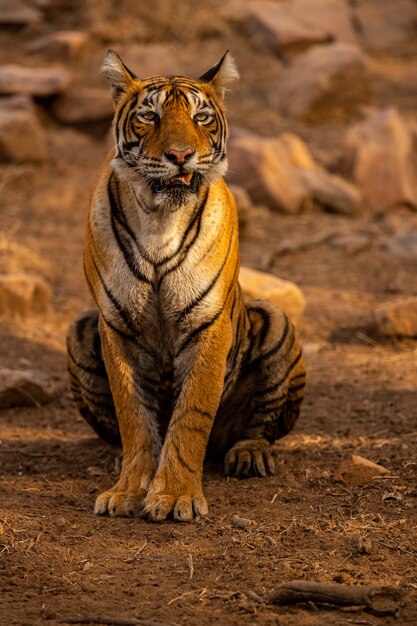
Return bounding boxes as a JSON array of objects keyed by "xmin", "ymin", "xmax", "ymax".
[{"xmin": 150, "ymin": 172, "xmax": 204, "ymax": 209}]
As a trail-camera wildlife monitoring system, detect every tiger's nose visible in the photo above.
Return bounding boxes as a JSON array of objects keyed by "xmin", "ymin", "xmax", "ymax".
[{"xmin": 165, "ymin": 148, "xmax": 195, "ymax": 164}]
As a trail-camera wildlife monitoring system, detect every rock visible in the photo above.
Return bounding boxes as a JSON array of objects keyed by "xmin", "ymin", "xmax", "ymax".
[
  {"xmin": 299, "ymin": 168, "xmax": 361, "ymax": 215},
  {"xmin": 0, "ymin": 368, "xmax": 57, "ymax": 409},
  {"xmin": 225, "ymin": 0, "xmax": 357, "ymax": 47},
  {"xmin": 247, "ymin": 1, "xmax": 331, "ymax": 56},
  {"xmin": 276, "ymin": 43, "xmax": 370, "ymax": 121},
  {"xmin": 229, "ymin": 133, "xmax": 312, "ymax": 214},
  {"xmin": 0, "ymin": 93, "xmax": 33, "ymax": 111},
  {"xmin": 228, "ymin": 132, "xmax": 361, "ymax": 214},
  {"xmin": 387, "ymin": 231, "xmax": 417, "ymax": 260},
  {"xmin": 296, "ymin": 0, "xmax": 358, "ymax": 44},
  {"xmin": 231, "ymin": 514, "xmax": 255, "ymax": 529},
  {"xmin": 239, "ymin": 266, "xmax": 305, "ymax": 326},
  {"xmin": 342, "ymin": 108, "xmax": 417, "ymax": 211},
  {"xmin": 334, "ymin": 455, "xmax": 388, "ymax": 487},
  {"xmin": 0, "ymin": 273, "xmax": 51, "ymax": 317},
  {"xmin": 372, "ymin": 298, "xmax": 417, "ymax": 338},
  {"xmin": 53, "ymin": 87, "xmax": 113, "ymax": 124},
  {"xmin": 26, "ymin": 30, "xmax": 89, "ymax": 60},
  {"xmin": 0, "ymin": 0, "xmax": 41, "ymax": 24},
  {"xmin": 0, "ymin": 97, "xmax": 48, "ymax": 162},
  {"xmin": 0, "ymin": 65, "xmax": 71, "ymax": 97},
  {"xmin": 229, "ymin": 184, "xmax": 253, "ymax": 230},
  {"xmin": 354, "ymin": 0, "xmax": 416, "ymax": 52}
]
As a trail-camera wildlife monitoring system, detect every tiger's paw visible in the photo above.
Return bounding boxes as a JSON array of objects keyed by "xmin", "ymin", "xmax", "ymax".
[
  {"xmin": 142, "ymin": 492, "xmax": 208, "ymax": 522},
  {"xmin": 94, "ymin": 488, "xmax": 146, "ymax": 517},
  {"xmin": 225, "ymin": 438, "xmax": 275, "ymax": 477}
]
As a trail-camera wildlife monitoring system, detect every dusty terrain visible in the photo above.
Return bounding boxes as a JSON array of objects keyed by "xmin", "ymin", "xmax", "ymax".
[{"xmin": 1, "ymin": 1, "xmax": 417, "ymax": 625}]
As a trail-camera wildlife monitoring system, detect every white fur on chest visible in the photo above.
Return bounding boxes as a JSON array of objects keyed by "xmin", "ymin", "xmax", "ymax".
[{"xmin": 90, "ymin": 175, "xmax": 228, "ymax": 338}]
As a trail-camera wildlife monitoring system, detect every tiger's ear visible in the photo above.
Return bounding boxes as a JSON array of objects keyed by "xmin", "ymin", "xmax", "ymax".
[
  {"xmin": 198, "ymin": 50, "xmax": 239, "ymax": 98},
  {"xmin": 102, "ymin": 50, "xmax": 138, "ymax": 104}
]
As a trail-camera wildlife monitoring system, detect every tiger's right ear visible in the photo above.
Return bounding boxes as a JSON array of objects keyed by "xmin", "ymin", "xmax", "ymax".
[{"xmin": 102, "ymin": 50, "xmax": 138, "ymax": 104}]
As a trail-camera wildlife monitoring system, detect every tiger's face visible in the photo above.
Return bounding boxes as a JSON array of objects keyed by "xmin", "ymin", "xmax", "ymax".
[{"xmin": 103, "ymin": 50, "xmax": 239, "ymax": 208}]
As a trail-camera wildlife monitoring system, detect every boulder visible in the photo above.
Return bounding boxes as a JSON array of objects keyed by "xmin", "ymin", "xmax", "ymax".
[
  {"xmin": 342, "ymin": 107, "xmax": 417, "ymax": 211},
  {"xmin": 224, "ymin": 0, "xmax": 357, "ymax": 47},
  {"xmin": 299, "ymin": 168, "xmax": 361, "ymax": 215},
  {"xmin": 0, "ymin": 368, "xmax": 57, "ymax": 409},
  {"xmin": 239, "ymin": 266, "xmax": 305, "ymax": 326},
  {"xmin": 0, "ymin": 273, "xmax": 51, "ymax": 317},
  {"xmin": 372, "ymin": 298, "xmax": 417, "ymax": 338},
  {"xmin": 247, "ymin": 1, "xmax": 331, "ymax": 56},
  {"xmin": 52, "ymin": 87, "xmax": 113, "ymax": 124},
  {"xmin": 354, "ymin": 0, "xmax": 416, "ymax": 51},
  {"xmin": 0, "ymin": 96, "xmax": 48, "ymax": 162},
  {"xmin": 0, "ymin": 64, "xmax": 71, "ymax": 97},
  {"xmin": 0, "ymin": 0, "xmax": 41, "ymax": 24},
  {"xmin": 229, "ymin": 133, "xmax": 311, "ymax": 214},
  {"xmin": 276, "ymin": 42, "xmax": 370, "ymax": 121},
  {"xmin": 26, "ymin": 30, "xmax": 89, "ymax": 60},
  {"xmin": 228, "ymin": 131, "xmax": 360, "ymax": 214}
]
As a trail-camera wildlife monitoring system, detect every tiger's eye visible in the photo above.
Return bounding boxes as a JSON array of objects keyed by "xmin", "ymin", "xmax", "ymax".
[
  {"xmin": 141, "ymin": 111, "xmax": 159, "ymax": 122},
  {"xmin": 194, "ymin": 112, "xmax": 211, "ymax": 123}
]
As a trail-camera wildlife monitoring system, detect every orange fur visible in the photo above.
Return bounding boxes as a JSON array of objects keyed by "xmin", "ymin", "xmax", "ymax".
[{"xmin": 67, "ymin": 51, "xmax": 305, "ymax": 522}]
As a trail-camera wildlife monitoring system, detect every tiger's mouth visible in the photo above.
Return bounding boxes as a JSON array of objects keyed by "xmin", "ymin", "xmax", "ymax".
[
  {"xmin": 151, "ymin": 172, "xmax": 202, "ymax": 194},
  {"xmin": 164, "ymin": 172, "xmax": 193, "ymax": 187}
]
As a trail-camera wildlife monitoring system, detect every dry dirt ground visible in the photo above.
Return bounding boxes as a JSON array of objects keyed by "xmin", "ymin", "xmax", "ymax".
[{"xmin": 1, "ymin": 2, "xmax": 417, "ymax": 625}]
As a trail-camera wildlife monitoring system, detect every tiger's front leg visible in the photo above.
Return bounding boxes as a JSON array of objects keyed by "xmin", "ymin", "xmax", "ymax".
[
  {"xmin": 143, "ymin": 320, "xmax": 231, "ymax": 522},
  {"xmin": 94, "ymin": 320, "xmax": 161, "ymax": 517}
]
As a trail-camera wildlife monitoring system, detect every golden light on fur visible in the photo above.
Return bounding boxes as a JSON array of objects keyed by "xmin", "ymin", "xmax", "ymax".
[{"xmin": 66, "ymin": 52, "xmax": 305, "ymax": 522}]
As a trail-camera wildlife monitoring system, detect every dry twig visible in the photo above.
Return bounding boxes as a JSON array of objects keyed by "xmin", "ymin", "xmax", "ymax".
[{"xmin": 271, "ymin": 581, "xmax": 404, "ymax": 616}]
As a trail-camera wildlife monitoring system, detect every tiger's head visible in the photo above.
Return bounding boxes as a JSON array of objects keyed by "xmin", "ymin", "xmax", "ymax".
[{"xmin": 103, "ymin": 50, "xmax": 239, "ymax": 209}]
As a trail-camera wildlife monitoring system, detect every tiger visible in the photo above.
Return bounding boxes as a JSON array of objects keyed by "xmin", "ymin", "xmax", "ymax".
[{"xmin": 66, "ymin": 49, "xmax": 306, "ymax": 522}]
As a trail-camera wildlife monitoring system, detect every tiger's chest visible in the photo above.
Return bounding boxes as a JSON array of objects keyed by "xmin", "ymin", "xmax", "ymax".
[{"xmin": 100, "ymin": 211, "xmax": 221, "ymax": 344}]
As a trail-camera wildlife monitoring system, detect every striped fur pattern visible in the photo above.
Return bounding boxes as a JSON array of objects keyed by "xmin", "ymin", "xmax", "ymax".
[{"xmin": 66, "ymin": 51, "xmax": 305, "ymax": 522}]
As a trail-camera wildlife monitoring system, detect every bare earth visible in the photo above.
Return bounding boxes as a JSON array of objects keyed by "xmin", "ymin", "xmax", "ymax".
[{"xmin": 1, "ymin": 2, "xmax": 416, "ymax": 625}]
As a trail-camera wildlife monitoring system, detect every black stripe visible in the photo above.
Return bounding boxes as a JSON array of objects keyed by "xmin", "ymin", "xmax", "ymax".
[
  {"xmin": 158, "ymin": 188, "xmax": 209, "ymax": 281},
  {"xmin": 108, "ymin": 175, "xmax": 151, "ymax": 282},
  {"xmin": 172, "ymin": 441, "xmax": 196, "ymax": 474},
  {"xmin": 89, "ymin": 246, "xmax": 138, "ymax": 339},
  {"xmin": 67, "ymin": 346, "xmax": 107, "ymax": 379},
  {"xmin": 156, "ymin": 186, "xmax": 210, "ymax": 268},
  {"xmin": 176, "ymin": 259, "xmax": 238, "ymax": 356},
  {"xmin": 75, "ymin": 314, "xmax": 90, "ymax": 343},
  {"xmin": 68, "ymin": 369, "xmax": 112, "ymax": 400},
  {"xmin": 252, "ymin": 350, "xmax": 304, "ymax": 401},
  {"xmin": 245, "ymin": 314, "xmax": 291, "ymax": 375},
  {"xmin": 176, "ymin": 224, "xmax": 235, "ymax": 324}
]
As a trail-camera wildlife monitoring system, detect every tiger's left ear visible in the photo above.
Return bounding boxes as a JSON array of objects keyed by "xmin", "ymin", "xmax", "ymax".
[
  {"xmin": 198, "ymin": 51, "xmax": 239, "ymax": 98},
  {"xmin": 102, "ymin": 49, "xmax": 138, "ymax": 105}
]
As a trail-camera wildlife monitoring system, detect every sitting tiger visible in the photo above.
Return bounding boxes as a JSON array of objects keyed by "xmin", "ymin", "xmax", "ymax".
[{"xmin": 66, "ymin": 50, "xmax": 305, "ymax": 522}]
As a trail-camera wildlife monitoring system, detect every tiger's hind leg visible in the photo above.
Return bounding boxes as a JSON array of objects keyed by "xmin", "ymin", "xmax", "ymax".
[
  {"xmin": 66, "ymin": 309, "xmax": 121, "ymax": 447},
  {"xmin": 220, "ymin": 300, "xmax": 305, "ymax": 478}
]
